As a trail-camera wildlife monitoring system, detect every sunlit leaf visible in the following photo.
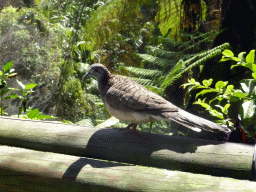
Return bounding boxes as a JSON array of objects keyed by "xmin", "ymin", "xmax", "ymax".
[
  {"xmin": 4, "ymin": 60, "xmax": 13, "ymax": 73},
  {"xmin": 246, "ymin": 50, "xmax": 255, "ymax": 64},
  {"xmin": 215, "ymin": 81, "xmax": 228, "ymax": 90},
  {"xmin": 222, "ymin": 49, "xmax": 234, "ymax": 57},
  {"xmin": 233, "ymin": 91, "xmax": 248, "ymax": 98},
  {"xmin": 223, "ymin": 103, "xmax": 230, "ymax": 114},
  {"xmin": 16, "ymin": 79, "xmax": 25, "ymax": 89},
  {"xmin": 202, "ymin": 79, "xmax": 213, "ymax": 87},
  {"xmin": 238, "ymin": 52, "xmax": 246, "ymax": 61},
  {"xmin": 195, "ymin": 89, "xmax": 217, "ymax": 99},
  {"xmin": 252, "ymin": 72, "xmax": 256, "ymax": 80},
  {"xmin": 209, "ymin": 109, "xmax": 224, "ymax": 119},
  {"xmin": 240, "ymin": 79, "xmax": 256, "ymax": 95},
  {"xmin": 27, "ymin": 108, "xmax": 40, "ymax": 119},
  {"xmin": 240, "ymin": 100, "xmax": 255, "ymax": 120},
  {"xmin": 25, "ymin": 83, "xmax": 37, "ymax": 90}
]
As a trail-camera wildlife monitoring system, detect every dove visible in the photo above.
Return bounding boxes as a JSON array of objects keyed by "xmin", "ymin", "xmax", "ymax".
[{"xmin": 83, "ymin": 63, "xmax": 230, "ymax": 133}]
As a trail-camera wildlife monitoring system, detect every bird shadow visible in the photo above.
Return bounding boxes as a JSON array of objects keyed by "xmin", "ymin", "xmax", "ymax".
[
  {"xmin": 62, "ymin": 157, "xmax": 130, "ymax": 181},
  {"xmin": 83, "ymin": 128, "xmax": 224, "ymax": 165}
]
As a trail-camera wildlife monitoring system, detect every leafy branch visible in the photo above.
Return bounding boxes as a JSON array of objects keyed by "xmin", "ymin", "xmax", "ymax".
[
  {"xmin": 0, "ymin": 61, "xmax": 17, "ymax": 115},
  {"xmin": 183, "ymin": 49, "xmax": 256, "ymax": 139}
]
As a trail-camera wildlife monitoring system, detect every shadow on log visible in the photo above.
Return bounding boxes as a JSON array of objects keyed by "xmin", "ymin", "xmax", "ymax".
[
  {"xmin": 1, "ymin": 145, "xmax": 256, "ymax": 192},
  {"xmin": 0, "ymin": 116, "xmax": 255, "ymax": 180}
]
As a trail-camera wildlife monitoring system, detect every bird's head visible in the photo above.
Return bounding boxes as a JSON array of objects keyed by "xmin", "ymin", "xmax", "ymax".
[{"xmin": 83, "ymin": 63, "xmax": 110, "ymax": 81}]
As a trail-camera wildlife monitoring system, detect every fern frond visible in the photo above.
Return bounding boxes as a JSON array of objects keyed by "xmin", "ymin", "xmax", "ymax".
[
  {"xmin": 135, "ymin": 53, "xmax": 173, "ymax": 67},
  {"xmin": 184, "ymin": 43, "xmax": 230, "ymax": 66},
  {"xmin": 130, "ymin": 77, "xmax": 157, "ymax": 86},
  {"xmin": 167, "ymin": 49, "xmax": 223, "ymax": 87},
  {"xmin": 124, "ymin": 66, "xmax": 161, "ymax": 78},
  {"xmin": 145, "ymin": 85, "xmax": 164, "ymax": 95},
  {"xmin": 182, "ymin": 29, "xmax": 224, "ymax": 53},
  {"xmin": 158, "ymin": 36, "xmax": 184, "ymax": 50},
  {"xmin": 145, "ymin": 45, "xmax": 180, "ymax": 58},
  {"xmin": 160, "ymin": 60, "xmax": 185, "ymax": 89}
]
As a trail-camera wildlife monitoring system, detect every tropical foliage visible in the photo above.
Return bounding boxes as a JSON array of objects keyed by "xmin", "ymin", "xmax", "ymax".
[
  {"xmin": 183, "ymin": 49, "xmax": 256, "ymax": 140},
  {"xmin": 1, "ymin": 0, "xmax": 249, "ymax": 138}
]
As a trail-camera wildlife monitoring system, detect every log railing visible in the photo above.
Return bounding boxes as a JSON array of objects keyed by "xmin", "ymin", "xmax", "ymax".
[{"xmin": 0, "ymin": 116, "xmax": 256, "ymax": 191}]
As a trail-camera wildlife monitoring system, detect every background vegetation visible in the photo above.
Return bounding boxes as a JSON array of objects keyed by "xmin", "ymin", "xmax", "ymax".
[{"xmin": 1, "ymin": 0, "xmax": 256, "ymax": 142}]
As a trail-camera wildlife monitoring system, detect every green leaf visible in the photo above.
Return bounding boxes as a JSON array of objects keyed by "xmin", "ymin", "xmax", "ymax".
[
  {"xmin": 195, "ymin": 89, "xmax": 217, "ymax": 99},
  {"xmin": 209, "ymin": 109, "xmax": 224, "ymax": 119},
  {"xmin": 238, "ymin": 52, "xmax": 246, "ymax": 61},
  {"xmin": 0, "ymin": 70, "xmax": 2, "ymax": 76},
  {"xmin": 9, "ymin": 93, "xmax": 20, "ymax": 99},
  {"xmin": 239, "ymin": 63, "xmax": 256, "ymax": 72},
  {"xmin": 240, "ymin": 100, "xmax": 255, "ymax": 120},
  {"xmin": 246, "ymin": 50, "xmax": 255, "ymax": 64},
  {"xmin": 233, "ymin": 91, "xmax": 248, "ymax": 98},
  {"xmin": 194, "ymin": 99, "xmax": 211, "ymax": 110},
  {"xmin": 16, "ymin": 79, "xmax": 25, "ymax": 89},
  {"xmin": 189, "ymin": 78, "xmax": 196, "ymax": 84},
  {"xmin": 252, "ymin": 72, "xmax": 256, "ymax": 80},
  {"xmin": 223, "ymin": 85, "xmax": 234, "ymax": 95},
  {"xmin": 4, "ymin": 61, "xmax": 13, "ymax": 73},
  {"xmin": 220, "ymin": 56, "xmax": 232, "ymax": 62},
  {"xmin": 223, "ymin": 103, "xmax": 231, "ymax": 114},
  {"xmin": 25, "ymin": 83, "xmax": 37, "ymax": 90},
  {"xmin": 202, "ymin": 79, "xmax": 213, "ymax": 87},
  {"xmin": 240, "ymin": 79, "xmax": 256, "ymax": 95},
  {"xmin": 229, "ymin": 96, "xmax": 240, "ymax": 102},
  {"xmin": 27, "ymin": 108, "xmax": 40, "ymax": 119},
  {"xmin": 222, "ymin": 49, "xmax": 234, "ymax": 57},
  {"xmin": 1, "ymin": 88, "xmax": 9, "ymax": 96},
  {"xmin": 231, "ymin": 57, "xmax": 241, "ymax": 62},
  {"xmin": 215, "ymin": 81, "xmax": 228, "ymax": 90}
]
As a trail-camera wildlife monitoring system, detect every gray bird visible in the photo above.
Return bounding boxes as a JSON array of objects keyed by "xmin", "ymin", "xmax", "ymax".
[{"xmin": 83, "ymin": 63, "xmax": 230, "ymax": 133}]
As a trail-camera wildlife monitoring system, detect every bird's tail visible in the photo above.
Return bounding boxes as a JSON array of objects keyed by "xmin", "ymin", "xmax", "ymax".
[{"xmin": 163, "ymin": 109, "xmax": 231, "ymax": 133}]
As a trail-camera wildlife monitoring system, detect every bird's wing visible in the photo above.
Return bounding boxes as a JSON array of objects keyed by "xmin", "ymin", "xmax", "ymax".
[{"xmin": 105, "ymin": 75, "xmax": 178, "ymax": 114}]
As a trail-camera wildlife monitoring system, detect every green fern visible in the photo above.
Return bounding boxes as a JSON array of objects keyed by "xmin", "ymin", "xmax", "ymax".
[
  {"xmin": 130, "ymin": 77, "xmax": 157, "ymax": 86},
  {"xmin": 127, "ymin": 28, "xmax": 230, "ymax": 99},
  {"xmin": 124, "ymin": 66, "xmax": 161, "ymax": 78},
  {"xmin": 135, "ymin": 53, "xmax": 174, "ymax": 68},
  {"xmin": 160, "ymin": 60, "xmax": 185, "ymax": 89},
  {"xmin": 145, "ymin": 45, "xmax": 180, "ymax": 58}
]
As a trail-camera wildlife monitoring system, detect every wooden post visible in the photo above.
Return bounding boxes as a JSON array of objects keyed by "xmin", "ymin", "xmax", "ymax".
[
  {"xmin": 1, "ymin": 145, "xmax": 256, "ymax": 192},
  {"xmin": 0, "ymin": 116, "xmax": 255, "ymax": 180}
]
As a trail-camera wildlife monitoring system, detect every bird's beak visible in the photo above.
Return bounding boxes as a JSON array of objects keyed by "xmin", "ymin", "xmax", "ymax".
[{"xmin": 82, "ymin": 72, "xmax": 90, "ymax": 79}]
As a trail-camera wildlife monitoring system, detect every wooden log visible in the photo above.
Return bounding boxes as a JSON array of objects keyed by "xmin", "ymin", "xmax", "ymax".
[
  {"xmin": 0, "ymin": 145, "xmax": 256, "ymax": 192},
  {"xmin": 0, "ymin": 116, "xmax": 255, "ymax": 180}
]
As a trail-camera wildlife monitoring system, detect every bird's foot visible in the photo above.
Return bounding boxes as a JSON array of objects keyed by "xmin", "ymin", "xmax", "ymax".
[
  {"xmin": 126, "ymin": 123, "xmax": 137, "ymax": 131},
  {"xmin": 118, "ymin": 123, "xmax": 138, "ymax": 132}
]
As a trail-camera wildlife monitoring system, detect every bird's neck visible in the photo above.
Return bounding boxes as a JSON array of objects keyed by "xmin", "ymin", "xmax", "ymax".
[{"xmin": 98, "ymin": 73, "xmax": 110, "ymax": 99}]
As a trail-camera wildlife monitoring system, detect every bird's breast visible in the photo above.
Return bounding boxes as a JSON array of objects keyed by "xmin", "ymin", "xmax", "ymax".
[{"xmin": 104, "ymin": 101, "xmax": 156, "ymax": 123}]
